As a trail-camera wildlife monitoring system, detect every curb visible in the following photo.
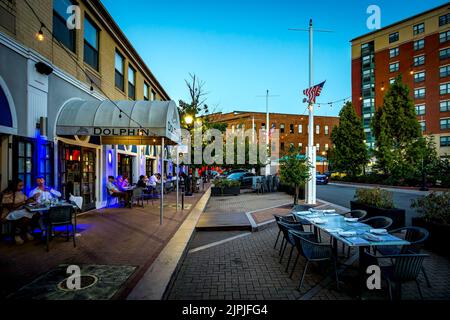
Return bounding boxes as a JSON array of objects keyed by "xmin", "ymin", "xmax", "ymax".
[{"xmin": 126, "ymin": 187, "xmax": 211, "ymax": 300}]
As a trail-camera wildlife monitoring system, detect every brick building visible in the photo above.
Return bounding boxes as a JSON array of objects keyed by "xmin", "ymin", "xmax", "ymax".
[
  {"xmin": 207, "ymin": 111, "xmax": 339, "ymax": 159},
  {"xmin": 351, "ymin": 3, "xmax": 450, "ymax": 157},
  {"xmin": 0, "ymin": 0, "xmax": 173, "ymax": 210}
]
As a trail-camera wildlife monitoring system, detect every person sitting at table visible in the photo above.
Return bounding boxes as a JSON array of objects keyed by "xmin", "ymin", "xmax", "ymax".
[
  {"xmin": 137, "ymin": 175, "xmax": 147, "ymax": 188},
  {"xmin": 106, "ymin": 176, "xmax": 129, "ymax": 206},
  {"xmin": 1, "ymin": 179, "xmax": 40, "ymax": 244},
  {"xmin": 29, "ymin": 176, "xmax": 61, "ymax": 204},
  {"xmin": 122, "ymin": 173, "xmax": 130, "ymax": 188}
]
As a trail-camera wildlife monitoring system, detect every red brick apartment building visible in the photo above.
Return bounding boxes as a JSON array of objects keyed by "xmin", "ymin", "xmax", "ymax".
[
  {"xmin": 351, "ymin": 3, "xmax": 450, "ymax": 156},
  {"xmin": 207, "ymin": 111, "xmax": 339, "ymax": 157}
]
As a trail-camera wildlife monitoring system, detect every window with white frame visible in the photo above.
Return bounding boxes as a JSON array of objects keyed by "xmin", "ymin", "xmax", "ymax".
[
  {"xmin": 389, "ymin": 62, "xmax": 399, "ymax": 72},
  {"xmin": 415, "ymin": 88, "xmax": 426, "ymax": 99},
  {"xmin": 389, "ymin": 32, "xmax": 399, "ymax": 43},
  {"xmin": 440, "ymin": 65, "xmax": 450, "ymax": 78},
  {"xmin": 440, "ymin": 83, "xmax": 450, "ymax": 95},
  {"xmin": 439, "ymin": 13, "xmax": 450, "ymax": 26},
  {"xmin": 414, "ymin": 55, "xmax": 425, "ymax": 66},
  {"xmin": 316, "ymin": 143, "xmax": 320, "ymax": 151},
  {"xmin": 441, "ymin": 100, "xmax": 450, "ymax": 112},
  {"xmin": 441, "ymin": 136, "xmax": 450, "ymax": 147},
  {"xmin": 419, "ymin": 121, "xmax": 426, "ymax": 132},
  {"xmin": 390, "ymin": 78, "xmax": 395, "ymax": 85},
  {"xmin": 315, "ymin": 125, "xmax": 320, "ymax": 134},
  {"xmin": 144, "ymin": 82, "xmax": 150, "ymax": 101},
  {"xmin": 324, "ymin": 125, "xmax": 329, "ymax": 135},
  {"xmin": 413, "ymin": 23, "xmax": 425, "ymax": 35},
  {"xmin": 415, "ymin": 104, "xmax": 426, "ymax": 115},
  {"xmin": 325, "ymin": 144, "xmax": 329, "ymax": 151},
  {"xmin": 440, "ymin": 118, "xmax": 450, "ymax": 130},
  {"xmin": 414, "ymin": 39, "xmax": 425, "ymax": 51},
  {"xmin": 414, "ymin": 71, "xmax": 425, "ymax": 83},
  {"xmin": 298, "ymin": 124, "xmax": 302, "ymax": 133},
  {"xmin": 389, "ymin": 47, "xmax": 399, "ymax": 58},
  {"xmin": 440, "ymin": 30, "xmax": 450, "ymax": 43},
  {"xmin": 440, "ymin": 48, "xmax": 450, "ymax": 60}
]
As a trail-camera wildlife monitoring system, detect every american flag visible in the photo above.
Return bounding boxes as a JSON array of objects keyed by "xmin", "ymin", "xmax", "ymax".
[
  {"xmin": 268, "ymin": 123, "xmax": 276, "ymax": 139},
  {"xmin": 303, "ymin": 81, "xmax": 326, "ymax": 104}
]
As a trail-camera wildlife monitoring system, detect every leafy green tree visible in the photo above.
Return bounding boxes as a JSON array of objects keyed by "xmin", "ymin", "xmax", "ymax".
[
  {"xmin": 371, "ymin": 76, "xmax": 422, "ymax": 180},
  {"xmin": 279, "ymin": 150, "xmax": 311, "ymax": 205},
  {"xmin": 330, "ymin": 101, "xmax": 368, "ymax": 176}
]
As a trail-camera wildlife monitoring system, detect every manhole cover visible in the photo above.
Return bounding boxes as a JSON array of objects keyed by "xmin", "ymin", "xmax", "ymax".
[{"xmin": 57, "ymin": 275, "xmax": 98, "ymax": 292}]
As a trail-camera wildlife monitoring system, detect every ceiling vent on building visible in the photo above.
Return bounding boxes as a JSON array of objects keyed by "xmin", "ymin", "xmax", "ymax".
[{"xmin": 35, "ymin": 62, "xmax": 53, "ymax": 75}]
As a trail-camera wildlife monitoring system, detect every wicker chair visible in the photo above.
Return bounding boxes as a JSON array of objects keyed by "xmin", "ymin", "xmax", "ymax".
[
  {"xmin": 360, "ymin": 216, "xmax": 393, "ymax": 229},
  {"xmin": 276, "ymin": 221, "xmax": 306, "ymax": 273},
  {"xmin": 45, "ymin": 205, "xmax": 76, "ymax": 252}
]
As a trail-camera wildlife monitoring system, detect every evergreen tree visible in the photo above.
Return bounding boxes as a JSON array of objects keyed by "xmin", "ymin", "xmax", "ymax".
[
  {"xmin": 330, "ymin": 101, "xmax": 368, "ymax": 176},
  {"xmin": 371, "ymin": 76, "xmax": 422, "ymax": 179}
]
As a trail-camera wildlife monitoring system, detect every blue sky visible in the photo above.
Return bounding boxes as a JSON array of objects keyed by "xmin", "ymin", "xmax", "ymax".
[{"xmin": 101, "ymin": 0, "xmax": 448, "ymax": 117}]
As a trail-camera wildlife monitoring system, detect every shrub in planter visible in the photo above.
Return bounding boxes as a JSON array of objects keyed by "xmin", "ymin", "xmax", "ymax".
[
  {"xmin": 351, "ymin": 188, "xmax": 405, "ymax": 229},
  {"xmin": 211, "ymin": 179, "xmax": 240, "ymax": 196},
  {"xmin": 411, "ymin": 192, "xmax": 450, "ymax": 256}
]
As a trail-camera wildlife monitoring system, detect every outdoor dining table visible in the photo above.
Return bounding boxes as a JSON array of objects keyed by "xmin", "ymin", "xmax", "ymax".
[{"xmin": 293, "ymin": 209, "xmax": 410, "ymax": 291}]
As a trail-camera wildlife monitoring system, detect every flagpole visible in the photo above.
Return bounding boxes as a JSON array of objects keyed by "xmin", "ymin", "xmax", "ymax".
[
  {"xmin": 306, "ymin": 18, "xmax": 317, "ymax": 205},
  {"xmin": 265, "ymin": 89, "xmax": 270, "ymax": 176}
]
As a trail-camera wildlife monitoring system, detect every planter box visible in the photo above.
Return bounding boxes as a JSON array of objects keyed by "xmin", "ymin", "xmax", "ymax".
[
  {"xmin": 211, "ymin": 186, "xmax": 240, "ymax": 197},
  {"xmin": 350, "ymin": 201, "xmax": 405, "ymax": 230},
  {"xmin": 412, "ymin": 217, "xmax": 450, "ymax": 257}
]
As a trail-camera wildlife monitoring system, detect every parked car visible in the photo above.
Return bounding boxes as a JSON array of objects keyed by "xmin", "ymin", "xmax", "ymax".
[
  {"xmin": 227, "ymin": 172, "xmax": 255, "ymax": 189},
  {"xmin": 316, "ymin": 173, "xmax": 329, "ymax": 185}
]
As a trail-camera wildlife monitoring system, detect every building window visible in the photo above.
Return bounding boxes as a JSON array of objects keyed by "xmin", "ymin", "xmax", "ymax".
[
  {"xmin": 324, "ymin": 125, "xmax": 329, "ymax": 135},
  {"xmin": 325, "ymin": 144, "xmax": 329, "ymax": 151},
  {"xmin": 53, "ymin": 0, "xmax": 76, "ymax": 52},
  {"xmin": 439, "ymin": 13, "xmax": 450, "ymax": 26},
  {"xmin": 16, "ymin": 139, "xmax": 33, "ymax": 194},
  {"xmin": 413, "ymin": 23, "xmax": 425, "ymax": 35},
  {"xmin": 151, "ymin": 89, "xmax": 156, "ymax": 101},
  {"xmin": 144, "ymin": 82, "xmax": 150, "ymax": 101},
  {"xmin": 389, "ymin": 62, "xmax": 399, "ymax": 72},
  {"xmin": 114, "ymin": 50, "xmax": 124, "ymax": 91},
  {"xmin": 441, "ymin": 100, "xmax": 450, "ymax": 112},
  {"xmin": 280, "ymin": 142, "xmax": 285, "ymax": 151},
  {"xmin": 362, "ymin": 69, "xmax": 374, "ymax": 83},
  {"xmin": 414, "ymin": 55, "xmax": 425, "ymax": 66},
  {"xmin": 362, "ymin": 55, "xmax": 373, "ymax": 68},
  {"xmin": 440, "ymin": 83, "xmax": 450, "ymax": 95},
  {"xmin": 440, "ymin": 48, "xmax": 450, "ymax": 60},
  {"xmin": 389, "ymin": 32, "xmax": 399, "ymax": 43},
  {"xmin": 389, "ymin": 78, "xmax": 395, "ymax": 85},
  {"xmin": 315, "ymin": 125, "xmax": 320, "ymax": 135},
  {"xmin": 414, "ymin": 88, "xmax": 426, "ymax": 99},
  {"xmin": 83, "ymin": 16, "xmax": 99, "ymax": 70},
  {"xmin": 298, "ymin": 124, "xmax": 302, "ymax": 133},
  {"xmin": 414, "ymin": 39, "xmax": 425, "ymax": 51},
  {"xmin": 389, "ymin": 47, "xmax": 399, "ymax": 58},
  {"xmin": 289, "ymin": 124, "xmax": 294, "ymax": 134},
  {"xmin": 280, "ymin": 124, "xmax": 285, "ymax": 133},
  {"xmin": 440, "ymin": 30, "xmax": 450, "ymax": 43},
  {"xmin": 38, "ymin": 142, "xmax": 53, "ymax": 185},
  {"xmin": 415, "ymin": 104, "xmax": 426, "ymax": 115},
  {"xmin": 440, "ymin": 118, "xmax": 450, "ymax": 130},
  {"xmin": 128, "ymin": 65, "xmax": 135, "ymax": 99},
  {"xmin": 441, "ymin": 136, "xmax": 450, "ymax": 147},
  {"xmin": 440, "ymin": 65, "xmax": 450, "ymax": 78},
  {"xmin": 316, "ymin": 143, "xmax": 320, "ymax": 151},
  {"xmin": 414, "ymin": 71, "xmax": 425, "ymax": 83},
  {"xmin": 298, "ymin": 143, "xmax": 303, "ymax": 151},
  {"xmin": 419, "ymin": 121, "xmax": 426, "ymax": 132}
]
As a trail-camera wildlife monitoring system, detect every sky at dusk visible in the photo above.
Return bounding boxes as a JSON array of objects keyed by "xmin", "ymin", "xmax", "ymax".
[{"xmin": 101, "ymin": 0, "xmax": 448, "ymax": 117}]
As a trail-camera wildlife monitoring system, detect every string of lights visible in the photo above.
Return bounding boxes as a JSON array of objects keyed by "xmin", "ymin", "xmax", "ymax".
[{"xmin": 23, "ymin": 0, "xmax": 164, "ymax": 137}]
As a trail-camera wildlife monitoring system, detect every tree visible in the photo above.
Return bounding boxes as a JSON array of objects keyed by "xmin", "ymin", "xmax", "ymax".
[
  {"xmin": 279, "ymin": 150, "xmax": 311, "ymax": 205},
  {"xmin": 371, "ymin": 76, "xmax": 422, "ymax": 180},
  {"xmin": 330, "ymin": 101, "xmax": 368, "ymax": 176}
]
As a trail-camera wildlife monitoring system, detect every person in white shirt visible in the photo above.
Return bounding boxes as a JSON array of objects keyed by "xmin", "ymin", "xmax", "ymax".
[
  {"xmin": 29, "ymin": 176, "xmax": 62, "ymax": 204},
  {"xmin": 148, "ymin": 173, "xmax": 160, "ymax": 187}
]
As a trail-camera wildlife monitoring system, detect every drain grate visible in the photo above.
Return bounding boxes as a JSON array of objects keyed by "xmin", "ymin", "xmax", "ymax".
[{"xmin": 57, "ymin": 275, "xmax": 98, "ymax": 292}]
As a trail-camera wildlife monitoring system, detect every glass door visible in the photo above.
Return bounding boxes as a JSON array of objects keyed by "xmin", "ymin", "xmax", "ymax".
[
  {"xmin": 60, "ymin": 144, "xmax": 82, "ymax": 200},
  {"xmin": 81, "ymin": 148, "xmax": 96, "ymax": 211},
  {"xmin": 118, "ymin": 153, "xmax": 133, "ymax": 183}
]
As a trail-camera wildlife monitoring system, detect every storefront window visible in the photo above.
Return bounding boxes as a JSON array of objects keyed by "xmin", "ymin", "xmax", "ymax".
[{"xmin": 17, "ymin": 139, "xmax": 33, "ymax": 194}]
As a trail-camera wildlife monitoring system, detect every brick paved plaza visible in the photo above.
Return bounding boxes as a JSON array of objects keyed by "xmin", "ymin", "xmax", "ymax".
[{"xmin": 166, "ymin": 193, "xmax": 450, "ymax": 300}]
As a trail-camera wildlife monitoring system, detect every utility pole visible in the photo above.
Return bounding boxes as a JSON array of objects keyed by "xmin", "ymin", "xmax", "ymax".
[{"xmin": 289, "ymin": 19, "xmax": 332, "ymax": 204}]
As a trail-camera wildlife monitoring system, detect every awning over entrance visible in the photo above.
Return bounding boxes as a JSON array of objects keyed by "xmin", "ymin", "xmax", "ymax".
[{"xmin": 56, "ymin": 99, "xmax": 181, "ymax": 145}]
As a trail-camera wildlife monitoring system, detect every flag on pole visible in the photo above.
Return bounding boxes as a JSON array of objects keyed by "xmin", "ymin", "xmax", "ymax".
[
  {"xmin": 303, "ymin": 81, "xmax": 326, "ymax": 104},
  {"xmin": 268, "ymin": 123, "xmax": 276, "ymax": 140}
]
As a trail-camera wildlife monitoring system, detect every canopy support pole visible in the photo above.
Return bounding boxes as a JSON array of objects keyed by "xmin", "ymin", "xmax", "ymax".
[
  {"xmin": 176, "ymin": 146, "xmax": 179, "ymax": 212},
  {"xmin": 160, "ymin": 137, "xmax": 165, "ymax": 225}
]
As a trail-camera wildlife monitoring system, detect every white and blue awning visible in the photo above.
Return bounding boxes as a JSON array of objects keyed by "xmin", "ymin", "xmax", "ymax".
[{"xmin": 56, "ymin": 99, "xmax": 181, "ymax": 145}]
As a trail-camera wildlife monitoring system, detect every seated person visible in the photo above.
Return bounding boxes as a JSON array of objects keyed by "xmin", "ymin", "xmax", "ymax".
[
  {"xmin": 148, "ymin": 173, "xmax": 160, "ymax": 188},
  {"xmin": 122, "ymin": 173, "xmax": 130, "ymax": 188},
  {"xmin": 29, "ymin": 176, "xmax": 61, "ymax": 204},
  {"xmin": 2, "ymin": 179, "xmax": 40, "ymax": 245},
  {"xmin": 106, "ymin": 176, "xmax": 129, "ymax": 206},
  {"xmin": 137, "ymin": 175, "xmax": 147, "ymax": 188}
]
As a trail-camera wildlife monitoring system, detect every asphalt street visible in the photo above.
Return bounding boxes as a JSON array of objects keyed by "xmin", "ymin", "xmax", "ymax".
[{"xmin": 316, "ymin": 183, "xmax": 429, "ymax": 225}]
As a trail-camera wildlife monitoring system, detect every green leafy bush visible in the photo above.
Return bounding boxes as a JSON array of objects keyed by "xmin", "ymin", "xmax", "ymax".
[
  {"xmin": 411, "ymin": 192, "xmax": 450, "ymax": 225},
  {"xmin": 354, "ymin": 187, "xmax": 395, "ymax": 209},
  {"xmin": 213, "ymin": 179, "xmax": 240, "ymax": 189}
]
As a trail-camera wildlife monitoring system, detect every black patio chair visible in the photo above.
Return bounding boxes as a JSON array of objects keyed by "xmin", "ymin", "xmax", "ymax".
[
  {"xmin": 45, "ymin": 205, "xmax": 76, "ymax": 252},
  {"xmin": 375, "ymin": 226, "xmax": 431, "ymax": 287},
  {"xmin": 131, "ymin": 187, "xmax": 144, "ymax": 207},
  {"xmin": 288, "ymin": 229, "xmax": 316, "ymax": 278},
  {"xmin": 362, "ymin": 251, "xmax": 428, "ymax": 300},
  {"xmin": 276, "ymin": 221, "xmax": 306, "ymax": 270},
  {"xmin": 273, "ymin": 215, "xmax": 296, "ymax": 249},
  {"xmin": 360, "ymin": 216, "xmax": 393, "ymax": 229},
  {"xmin": 291, "ymin": 232, "xmax": 340, "ymax": 291},
  {"xmin": 141, "ymin": 186, "xmax": 155, "ymax": 205},
  {"xmin": 342, "ymin": 209, "xmax": 367, "ymax": 220}
]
